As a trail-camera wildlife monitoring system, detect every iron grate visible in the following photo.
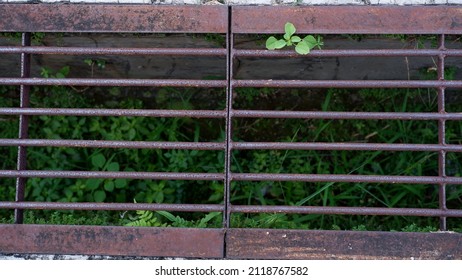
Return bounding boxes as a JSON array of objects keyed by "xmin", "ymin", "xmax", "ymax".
[{"xmin": 0, "ymin": 4, "xmax": 461, "ymax": 259}]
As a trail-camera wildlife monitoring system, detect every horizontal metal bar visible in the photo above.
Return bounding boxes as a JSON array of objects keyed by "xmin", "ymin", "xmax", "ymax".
[
  {"xmin": 0, "ymin": 78, "xmax": 227, "ymax": 87},
  {"xmin": 227, "ymin": 229, "xmax": 462, "ymax": 259},
  {"xmin": 1, "ymin": 172, "xmax": 458, "ymax": 184},
  {"xmin": 232, "ymin": 110, "xmax": 462, "ymax": 121},
  {"xmin": 6, "ymin": 139, "xmax": 460, "ymax": 153},
  {"xmin": 0, "ymin": 201, "xmax": 223, "ymax": 212},
  {"xmin": 232, "ymin": 173, "xmax": 462, "ymax": 185},
  {"xmin": 232, "ymin": 142, "xmax": 462, "ymax": 152},
  {"xmin": 0, "ymin": 225, "xmax": 224, "ymax": 258},
  {"xmin": 5, "ymin": 46, "xmax": 460, "ymax": 58},
  {"xmin": 5, "ymin": 109, "xmax": 461, "ymax": 121},
  {"xmin": 232, "ymin": 6, "xmax": 462, "ymax": 34},
  {"xmin": 0, "ymin": 108, "xmax": 226, "ymax": 118},
  {"xmin": 0, "ymin": 139, "xmax": 225, "ymax": 150},
  {"xmin": 4, "ymin": 139, "xmax": 459, "ymax": 153},
  {"xmin": 0, "ymin": 46, "xmax": 227, "ymax": 56},
  {"xmin": 0, "ymin": 4, "xmax": 228, "ymax": 33},
  {"xmin": 231, "ymin": 205, "xmax": 462, "ymax": 217},
  {"xmin": 232, "ymin": 80, "xmax": 462, "ymax": 88},
  {"xmin": 0, "ymin": 170, "xmax": 224, "ymax": 181},
  {"xmin": 233, "ymin": 49, "xmax": 462, "ymax": 58}
]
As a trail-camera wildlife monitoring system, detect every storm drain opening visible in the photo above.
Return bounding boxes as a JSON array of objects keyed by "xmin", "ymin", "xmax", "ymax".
[{"xmin": 0, "ymin": 4, "xmax": 462, "ymax": 259}]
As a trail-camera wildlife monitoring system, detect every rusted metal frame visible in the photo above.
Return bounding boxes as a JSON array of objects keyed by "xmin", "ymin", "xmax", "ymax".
[
  {"xmin": 226, "ymin": 229, "xmax": 462, "ymax": 259},
  {"xmin": 232, "ymin": 142, "xmax": 462, "ymax": 152},
  {"xmin": 0, "ymin": 5, "xmax": 229, "ymax": 258},
  {"xmin": 1, "ymin": 5, "xmax": 461, "ymax": 259},
  {"xmin": 229, "ymin": 6, "xmax": 462, "ymax": 239},
  {"xmin": 437, "ymin": 34, "xmax": 447, "ymax": 231},
  {"xmin": 0, "ymin": 4, "xmax": 228, "ymax": 33},
  {"xmin": 232, "ymin": 110, "xmax": 462, "ymax": 121},
  {"xmin": 15, "ymin": 32, "xmax": 31, "ymax": 224},
  {"xmin": 0, "ymin": 170, "xmax": 224, "ymax": 180},
  {"xmin": 0, "ymin": 225, "xmax": 224, "ymax": 258},
  {"xmin": 232, "ymin": 80, "xmax": 462, "ymax": 88},
  {"xmin": 0, "ymin": 46, "xmax": 227, "ymax": 56},
  {"xmin": 0, "ymin": 108, "xmax": 226, "ymax": 118},
  {"xmin": 0, "ymin": 201, "xmax": 223, "ymax": 212},
  {"xmin": 231, "ymin": 173, "xmax": 462, "ymax": 185},
  {"xmin": 0, "ymin": 139, "xmax": 225, "ymax": 150},
  {"xmin": 0, "ymin": 78, "xmax": 226, "ymax": 87},
  {"xmin": 231, "ymin": 6, "xmax": 462, "ymax": 34},
  {"xmin": 234, "ymin": 48, "xmax": 462, "ymax": 58},
  {"xmin": 231, "ymin": 205, "xmax": 462, "ymax": 217}
]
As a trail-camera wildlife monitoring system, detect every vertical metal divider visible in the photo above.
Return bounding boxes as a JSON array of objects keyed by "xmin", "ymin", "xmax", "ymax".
[
  {"xmin": 223, "ymin": 5, "xmax": 233, "ymax": 258},
  {"xmin": 15, "ymin": 32, "xmax": 31, "ymax": 224},
  {"xmin": 437, "ymin": 34, "xmax": 447, "ymax": 231}
]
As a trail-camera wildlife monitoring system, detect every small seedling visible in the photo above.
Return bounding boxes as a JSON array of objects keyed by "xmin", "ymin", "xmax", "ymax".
[{"xmin": 266, "ymin": 22, "xmax": 323, "ymax": 55}]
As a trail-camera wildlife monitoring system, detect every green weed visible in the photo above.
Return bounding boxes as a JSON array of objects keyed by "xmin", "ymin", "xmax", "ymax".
[{"xmin": 266, "ymin": 22, "xmax": 323, "ymax": 55}]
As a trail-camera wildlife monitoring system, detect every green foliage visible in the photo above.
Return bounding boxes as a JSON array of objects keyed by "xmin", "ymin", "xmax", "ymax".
[
  {"xmin": 399, "ymin": 223, "xmax": 437, "ymax": 233},
  {"xmin": 156, "ymin": 211, "xmax": 221, "ymax": 228},
  {"xmin": 204, "ymin": 34, "xmax": 226, "ymax": 47},
  {"xmin": 266, "ymin": 22, "xmax": 323, "ymax": 55},
  {"xmin": 0, "ymin": 210, "xmax": 115, "ymax": 226},
  {"xmin": 84, "ymin": 58, "xmax": 106, "ymax": 70},
  {"xmin": 0, "ymin": 32, "xmax": 46, "ymax": 44},
  {"xmin": 124, "ymin": 210, "xmax": 167, "ymax": 227},
  {"xmin": 41, "ymin": 66, "xmax": 70, "ymax": 79},
  {"xmin": 84, "ymin": 58, "xmax": 107, "ymax": 77},
  {"xmin": 124, "ymin": 210, "xmax": 221, "ymax": 228}
]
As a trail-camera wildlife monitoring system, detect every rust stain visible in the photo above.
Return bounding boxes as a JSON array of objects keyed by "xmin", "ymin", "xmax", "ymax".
[
  {"xmin": 0, "ymin": 4, "xmax": 228, "ymax": 33},
  {"xmin": 226, "ymin": 229, "xmax": 462, "ymax": 259},
  {"xmin": 0, "ymin": 225, "xmax": 224, "ymax": 258}
]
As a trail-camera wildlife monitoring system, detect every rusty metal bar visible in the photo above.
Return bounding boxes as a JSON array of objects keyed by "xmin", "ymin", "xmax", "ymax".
[
  {"xmin": 234, "ymin": 49, "xmax": 462, "ymax": 58},
  {"xmin": 231, "ymin": 173, "xmax": 462, "ymax": 185},
  {"xmin": 0, "ymin": 4, "xmax": 228, "ymax": 33},
  {"xmin": 0, "ymin": 78, "xmax": 226, "ymax": 87},
  {"xmin": 0, "ymin": 46, "xmax": 227, "ymax": 56},
  {"xmin": 0, "ymin": 108, "xmax": 226, "ymax": 118},
  {"xmin": 2, "ymin": 108, "xmax": 461, "ymax": 121},
  {"xmin": 0, "ymin": 201, "xmax": 223, "ymax": 212},
  {"xmin": 232, "ymin": 142, "xmax": 462, "ymax": 152},
  {"xmin": 4, "ymin": 108, "xmax": 462, "ymax": 120},
  {"xmin": 232, "ymin": 6, "xmax": 462, "ymax": 34},
  {"xmin": 231, "ymin": 205, "xmax": 462, "ymax": 217},
  {"xmin": 5, "ymin": 46, "xmax": 461, "ymax": 58},
  {"xmin": 226, "ymin": 229, "xmax": 462, "ymax": 259},
  {"xmin": 0, "ymin": 225, "xmax": 224, "ymax": 258},
  {"xmin": 0, "ymin": 170, "xmax": 224, "ymax": 180},
  {"xmin": 4, "ymin": 47, "xmax": 462, "ymax": 58},
  {"xmin": 0, "ymin": 139, "xmax": 225, "ymax": 150},
  {"xmin": 223, "ymin": 6, "xmax": 233, "ymax": 230},
  {"xmin": 437, "ymin": 34, "xmax": 447, "ymax": 231},
  {"xmin": 232, "ymin": 80, "xmax": 462, "ymax": 88},
  {"xmin": 232, "ymin": 110, "xmax": 462, "ymax": 121},
  {"xmin": 15, "ymin": 32, "xmax": 31, "ymax": 224}
]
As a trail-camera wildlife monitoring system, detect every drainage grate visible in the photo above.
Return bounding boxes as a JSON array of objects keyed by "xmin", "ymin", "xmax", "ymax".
[{"xmin": 0, "ymin": 4, "xmax": 462, "ymax": 259}]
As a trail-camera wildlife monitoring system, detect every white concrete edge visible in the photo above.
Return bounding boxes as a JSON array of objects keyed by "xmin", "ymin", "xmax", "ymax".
[{"xmin": 0, "ymin": 253, "xmax": 183, "ymax": 260}]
